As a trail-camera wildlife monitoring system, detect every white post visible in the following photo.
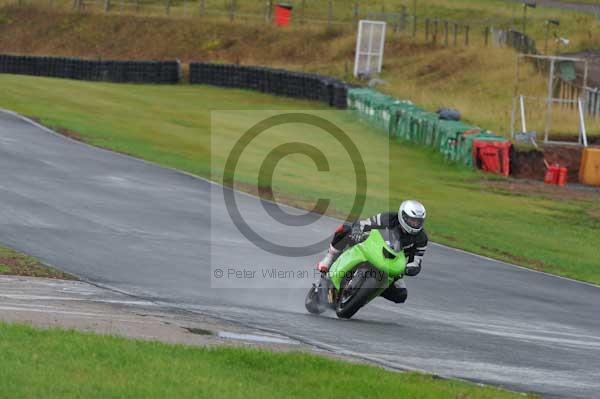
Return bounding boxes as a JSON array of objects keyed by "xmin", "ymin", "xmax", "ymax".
[
  {"xmin": 378, "ymin": 23, "xmax": 386, "ymax": 73},
  {"xmin": 519, "ymin": 94, "xmax": 527, "ymax": 133},
  {"xmin": 353, "ymin": 21, "xmax": 364, "ymax": 77},
  {"xmin": 544, "ymin": 59, "xmax": 555, "ymax": 143},
  {"xmin": 578, "ymin": 99, "xmax": 588, "ymax": 147},
  {"xmin": 510, "ymin": 96, "xmax": 516, "ymax": 139},
  {"xmin": 366, "ymin": 23, "xmax": 374, "ymax": 76}
]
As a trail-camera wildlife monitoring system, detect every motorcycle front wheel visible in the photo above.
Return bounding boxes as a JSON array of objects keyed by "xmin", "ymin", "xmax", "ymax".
[{"xmin": 335, "ymin": 265, "xmax": 386, "ymax": 319}]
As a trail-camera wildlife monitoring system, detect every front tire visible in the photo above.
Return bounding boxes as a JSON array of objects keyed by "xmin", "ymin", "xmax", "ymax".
[{"xmin": 335, "ymin": 265, "xmax": 387, "ymax": 319}]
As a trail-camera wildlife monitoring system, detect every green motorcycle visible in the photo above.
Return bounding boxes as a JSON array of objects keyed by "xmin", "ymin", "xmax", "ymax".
[{"xmin": 305, "ymin": 229, "xmax": 407, "ymax": 319}]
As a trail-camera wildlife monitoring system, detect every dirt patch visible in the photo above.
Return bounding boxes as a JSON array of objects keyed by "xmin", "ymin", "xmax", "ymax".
[
  {"xmin": 510, "ymin": 148, "xmax": 545, "ymax": 180},
  {"xmin": 544, "ymin": 144, "xmax": 584, "ymax": 183},
  {"xmin": 511, "ymin": 144, "xmax": 586, "ymax": 183}
]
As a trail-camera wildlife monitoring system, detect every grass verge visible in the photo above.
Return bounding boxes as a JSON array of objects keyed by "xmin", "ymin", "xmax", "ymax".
[
  {"xmin": 0, "ymin": 74, "xmax": 599, "ymax": 285},
  {"xmin": 0, "ymin": 245, "xmax": 75, "ymax": 279},
  {"xmin": 0, "ymin": 322, "xmax": 536, "ymax": 399}
]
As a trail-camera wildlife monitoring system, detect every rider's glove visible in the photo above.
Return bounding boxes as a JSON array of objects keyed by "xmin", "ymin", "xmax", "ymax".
[
  {"xmin": 349, "ymin": 223, "xmax": 367, "ymax": 243},
  {"xmin": 405, "ymin": 258, "xmax": 422, "ymax": 277}
]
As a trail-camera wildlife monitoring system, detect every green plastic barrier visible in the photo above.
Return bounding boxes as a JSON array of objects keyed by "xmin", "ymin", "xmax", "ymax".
[{"xmin": 347, "ymin": 88, "xmax": 509, "ymax": 168}]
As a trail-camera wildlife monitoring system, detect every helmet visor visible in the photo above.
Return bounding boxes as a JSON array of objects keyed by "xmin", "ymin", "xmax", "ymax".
[{"xmin": 402, "ymin": 212, "xmax": 424, "ymax": 230}]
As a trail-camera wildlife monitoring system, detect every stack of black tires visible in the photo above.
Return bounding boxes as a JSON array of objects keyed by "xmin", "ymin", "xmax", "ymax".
[
  {"xmin": 189, "ymin": 62, "xmax": 348, "ymax": 108},
  {"xmin": 0, "ymin": 54, "xmax": 348, "ymax": 108},
  {"xmin": 0, "ymin": 54, "xmax": 180, "ymax": 84}
]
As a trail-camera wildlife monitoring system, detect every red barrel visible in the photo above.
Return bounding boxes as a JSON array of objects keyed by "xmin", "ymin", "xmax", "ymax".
[
  {"xmin": 557, "ymin": 167, "xmax": 568, "ymax": 186},
  {"xmin": 275, "ymin": 4, "xmax": 293, "ymax": 26},
  {"xmin": 544, "ymin": 165, "xmax": 560, "ymax": 185}
]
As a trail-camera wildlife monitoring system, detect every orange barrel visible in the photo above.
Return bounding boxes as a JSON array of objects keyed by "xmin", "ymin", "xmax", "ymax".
[
  {"xmin": 579, "ymin": 148, "xmax": 600, "ymax": 186},
  {"xmin": 557, "ymin": 167, "xmax": 568, "ymax": 186},
  {"xmin": 274, "ymin": 4, "xmax": 293, "ymax": 26}
]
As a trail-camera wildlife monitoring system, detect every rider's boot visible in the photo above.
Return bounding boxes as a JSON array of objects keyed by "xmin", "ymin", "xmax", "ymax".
[{"xmin": 317, "ymin": 245, "xmax": 341, "ymax": 273}]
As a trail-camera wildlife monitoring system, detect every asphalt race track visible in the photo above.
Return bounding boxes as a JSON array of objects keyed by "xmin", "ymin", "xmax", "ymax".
[{"xmin": 1, "ymin": 110, "xmax": 599, "ymax": 398}]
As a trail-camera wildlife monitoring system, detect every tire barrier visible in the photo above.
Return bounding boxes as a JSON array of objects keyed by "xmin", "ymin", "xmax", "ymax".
[
  {"xmin": 347, "ymin": 88, "xmax": 511, "ymax": 172},
  {"xmin": 0, "ymin": 54, "xmax": 180, "ymax": 84},
  {"xmin": 189, "ymin": 62, "xmax": 348, "ymax": 108}
]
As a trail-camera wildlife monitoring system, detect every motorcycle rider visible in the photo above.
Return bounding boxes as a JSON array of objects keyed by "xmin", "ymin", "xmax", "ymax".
[{"xmin": 317, "ymin": 200, "xmax": 427, "ymax": 304}]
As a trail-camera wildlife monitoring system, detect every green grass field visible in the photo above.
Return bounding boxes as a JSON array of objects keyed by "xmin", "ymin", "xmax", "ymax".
[
  {"xmin": 0, "ymin": 74, "xmax": 598, "ymax": 284},
  {"xmin": 0, "ymin": 322, "xmax": 536, "ymax": 399}
]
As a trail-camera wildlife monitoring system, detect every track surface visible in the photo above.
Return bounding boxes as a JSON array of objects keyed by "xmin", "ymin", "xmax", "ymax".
[{"xmin": 1, "ymin": 111, "xmax": 599, "ymax": 398}]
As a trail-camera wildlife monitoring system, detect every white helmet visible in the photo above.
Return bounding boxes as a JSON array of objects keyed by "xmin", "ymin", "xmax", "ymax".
[{"xmin": 399, "ymin": 200, "xmax": 426, "ymax": 235}]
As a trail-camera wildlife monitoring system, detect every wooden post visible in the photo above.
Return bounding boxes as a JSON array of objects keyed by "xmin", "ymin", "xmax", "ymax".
[
  {"xmin": 433, "ymin": 19, "xmax": 438, "ymax": 43},
  {"xmin": 400, "ymin": 6, "xmax": 407, "ymax": 32},
  {"xmin": 444, "ymin": 20, "xmax": 449, "ymax": 46},
  {"xmin": 229, "ymin": 0, "xmax": 235, "ymax": 22},
  {"xmin": 453, "ymin": 23, "xmax": 458, "ymax": 46},
  {"xmin": 165, "ymin": 0, "xmax": 170, "ymax": 15},
  {"xmin": 412, "ymin": 15, "xmax": 417, "ymax": 38},
  {"xmin": 425, "ymin": 18, "xmax": 429, "ymax": 42},
  {"xmin": 484, "ymin": 26, "xmax": 489, "ymax": 46},
  {"xmin": 465, "ymin": 25, "xmax": 470, "ymax": 46},
  {"xmin": 266, "ymin": 0, "xmax": 273, "ymax": 23},
  {"xmin": 301, "ymin": 0, "xmax": 306, "ymax": 25},
  {"xmin": 104, "ymin": 0, "xmax": 110, "ymax": 12}
]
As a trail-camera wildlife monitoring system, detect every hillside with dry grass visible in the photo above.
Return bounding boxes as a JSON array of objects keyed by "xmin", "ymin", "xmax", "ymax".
[{"xmin": 0, "ymin": 5, "xmax": 598, "ymax": 136}]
